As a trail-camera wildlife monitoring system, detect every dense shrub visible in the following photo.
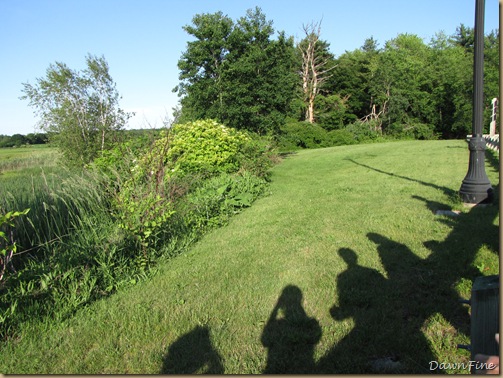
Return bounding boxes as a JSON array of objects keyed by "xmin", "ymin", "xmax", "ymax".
[
  {"xmin": 91, "ymin": 135, "xmax": 156, "ymax": 177},
  {"xmin": 344, "ymin": 121, "xmax": 383, "ymax": 143},
  {"xmin": 105, "ymin": 120, "xmax": 254, "ymax": 254},
  {"xmin": 161, "ymin": 119, "xmax": 250, "ymax": 176},
  {"xmin": 236, "ymin": 135, "xmax": 278, "ymax": 179},
  {"xmin": 386, "ymin": 122, "xmax": 439, "ymax": 140},
  {"xmin": 277, "ymin": 121, "xmax": 379, "ymax": 151},
  {"xmin": 170, "ymin": 171, "xmax": 268, "ymax": 237},
  {"xmin": 276, "ymin": 115, "xmax": 444, "ymax": 152},
  {"xmin": 327, "ymin": 129, "xmax": 358, "ymax": 146},
  {"xmin": 277, "ymin": 121, "xmax": 330, "ymax": 150},
  {"xmin": 314, "ymin": 94, "xmax": 350, "ymax": 131}
]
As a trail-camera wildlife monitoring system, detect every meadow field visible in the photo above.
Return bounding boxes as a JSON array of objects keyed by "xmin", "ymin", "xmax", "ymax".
[{"xmin": 0, "ymin": 145, "xmax": 60, "ymax": 175}]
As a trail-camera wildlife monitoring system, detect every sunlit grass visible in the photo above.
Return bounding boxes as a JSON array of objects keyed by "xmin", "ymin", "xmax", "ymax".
[
  {"xmin": 0, "ymin": 145, "xmax": 60, "ymax": 174},
  {"xmin": 0, "ymin": 140, "xmax": 499, "ymax": 374}
]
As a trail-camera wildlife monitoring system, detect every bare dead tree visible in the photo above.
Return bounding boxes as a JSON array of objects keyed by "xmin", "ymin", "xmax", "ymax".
[
  {"xmin": 298, "ymin": 20, "xmax": 336, "ymax": 124},
  {"xmin": 360, "ymin": 85, "xmax": 390, "ymax": 133}
]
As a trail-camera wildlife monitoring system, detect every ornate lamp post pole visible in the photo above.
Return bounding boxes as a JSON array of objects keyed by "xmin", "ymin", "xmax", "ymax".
[{"xmin": 459, "ymin": 0, "xmax": 493, "ymax": 204}]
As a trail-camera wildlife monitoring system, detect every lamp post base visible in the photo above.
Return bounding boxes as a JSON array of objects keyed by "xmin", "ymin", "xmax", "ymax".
[
  {"xmin": 459, "ymin": 135, "xmax": 493, "ymax": 204},
  {"xmin": 459, "ymin": 185, "xmax": 494, "ymax": 204}
]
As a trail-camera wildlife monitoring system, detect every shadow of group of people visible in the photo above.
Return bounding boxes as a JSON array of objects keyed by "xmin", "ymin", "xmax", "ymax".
[{"xmin": 160, "ymin": 161, "xmax": 499, "ymax": 374}]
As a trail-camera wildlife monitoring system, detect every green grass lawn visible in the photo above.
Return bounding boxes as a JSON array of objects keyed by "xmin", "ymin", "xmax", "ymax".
[{"xmin": 0, "ymin": 140, "xmax": 499, "ymax": 374}]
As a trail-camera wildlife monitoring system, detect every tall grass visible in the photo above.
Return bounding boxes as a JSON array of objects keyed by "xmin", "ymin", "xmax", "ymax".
[
  {"xmin": 2, "ymin": 168, "xmax": 102, "ymax": 249},
  {"xmin": 0, "ymin": 166, "xmax": 136, "ymax": 337}
]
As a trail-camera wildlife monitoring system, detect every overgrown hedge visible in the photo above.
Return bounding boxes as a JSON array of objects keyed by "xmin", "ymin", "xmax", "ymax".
[{"xmin": 276, "ymin": 119, "xmax": 439, "ymax": 152}]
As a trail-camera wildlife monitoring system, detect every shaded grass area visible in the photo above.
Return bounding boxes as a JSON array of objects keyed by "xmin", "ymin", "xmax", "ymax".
[{"xmin": 0, "ymin": 140, "xmax": 499, "ymax": 374}]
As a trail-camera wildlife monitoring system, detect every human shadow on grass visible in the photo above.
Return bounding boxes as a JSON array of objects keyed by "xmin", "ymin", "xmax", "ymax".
[
  {"xmin": 160, "ymin": 325, "xmax": 224, "ymax": 374},
  {"xmin": 316, "ymin": 247, "xmax": 435, "ymax": 374},
  {"xmin": 261, "ymin": 285, "xmax": 322, "ymax": 374},
  {"xmin": 367, "ymin": 201, "xmax": 498, "ymax": 368},
  {"xmin": 318, "ymin": 192, "xmax": 498, "ymax": 373}
]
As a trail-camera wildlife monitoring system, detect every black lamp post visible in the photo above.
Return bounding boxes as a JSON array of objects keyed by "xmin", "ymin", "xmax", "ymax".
[{"xmin": 459, "ymin": 0, "xmax": 493, "ymax": 204}]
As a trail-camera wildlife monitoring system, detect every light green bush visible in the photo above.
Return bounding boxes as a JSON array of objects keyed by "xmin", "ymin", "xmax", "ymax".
[
  {"xmin": 157, "ymin": 119, "xmax": 251, "ymax": 176},
  {"xmin": 109, "ymin": 120, "xmax": 251, "ymax": 255}
]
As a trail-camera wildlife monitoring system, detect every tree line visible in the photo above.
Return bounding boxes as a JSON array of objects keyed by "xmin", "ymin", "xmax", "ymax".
[
  {"xmin": 175, "ymin": 7, "xmax": 499, "ymax": 140},
  {"xmin": 18, "ymin": 7, "xmax": 499, "ymax": 164},
  {"xmin": 0, "ymin": 133, "xmax": 48, "ymax": 148}
]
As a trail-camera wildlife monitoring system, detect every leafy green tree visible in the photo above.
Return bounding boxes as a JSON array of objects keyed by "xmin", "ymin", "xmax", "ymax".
[
  {"xmin": 25, "ymin": 133, "xmax": 48, "ymax": 145},
  {"xmin": 21, "ymin": 54, "xmax": 133, "ymax": 165},
  {"xmin": 175, "ymin": 8, "xmax": 298, "ymax": 134},
  {"xmin": 429, "ymin": 32, "xmax": 473, "ymax": 138},
  {"xmin": 482, "ymin": 29, "xmax": 499, "ymax": 133},
  {"xmin": 0, "ymin": 134, "xmax": 28, "ymax": 147},
  {"xmin": 314, "ymin": 94, "xmax": 349, "ymax": 130},
  {"xmin": 174, "ymin": 11, "xmax": 234, "ymax": 122},
  {"xmin": 327, "ymin": 37, "xmax": 380, "ymax": 125},
  {"xmin": 0, "ymin": 136, "xmax": 9, "ymax": 148},
  {"xmin": 367, "ymin": 34, "xmax": 436, "ymax": 134},
  {"xmin": 452, "ymin": 24, "xmax": 474, "ymax": 52},
  {"xmin": 449, "ymin": 25, "xmax": 500, "ymax": 134},
  {"xmin": 9, "ymin": 134, "xmax": 27, "ymax": 147},
  {"xmin": 221, "ymin": 9, "xmax": 298, "ymax": 134},
  {"xmin": 429, "ymin": 27, "xmax": 499, "ymax": 138}
]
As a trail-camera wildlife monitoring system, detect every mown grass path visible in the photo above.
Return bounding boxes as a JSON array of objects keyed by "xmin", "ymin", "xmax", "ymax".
[{"xmin": 0, "ymin": 140, "xmax": 499, "ymax": 374}]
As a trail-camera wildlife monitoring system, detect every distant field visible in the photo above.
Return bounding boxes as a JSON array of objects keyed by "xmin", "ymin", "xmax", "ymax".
[{"xmin": 0, "ymin": 145, "xmax": 60, "ymax": 175}]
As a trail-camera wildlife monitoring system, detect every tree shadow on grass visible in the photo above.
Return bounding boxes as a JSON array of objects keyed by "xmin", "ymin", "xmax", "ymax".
[
  {"xmin": 261, "ymin": 285, "xmax": 322, "ymax": 373},
  {"xmin": 160, "ymin": 325, "xmax": 224, "ymax": 374}
]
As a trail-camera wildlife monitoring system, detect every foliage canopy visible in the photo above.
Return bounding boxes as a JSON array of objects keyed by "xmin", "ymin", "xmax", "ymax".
[
  {"xmin": 175, "ymin": 12, "xmax": 499, "ymax": 141},
  {"xmin": 21, "ymin": 54, "xmax": 133, "ymax": 165},
  {"xmin": 175, "ymin": 7, "xmax": 298, "ymax": 134}
]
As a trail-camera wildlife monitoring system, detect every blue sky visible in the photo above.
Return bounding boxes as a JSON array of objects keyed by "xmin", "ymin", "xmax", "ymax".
[{"xmin": 0, "ymin": 0, "xmax": 499, "ymax": 136}]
